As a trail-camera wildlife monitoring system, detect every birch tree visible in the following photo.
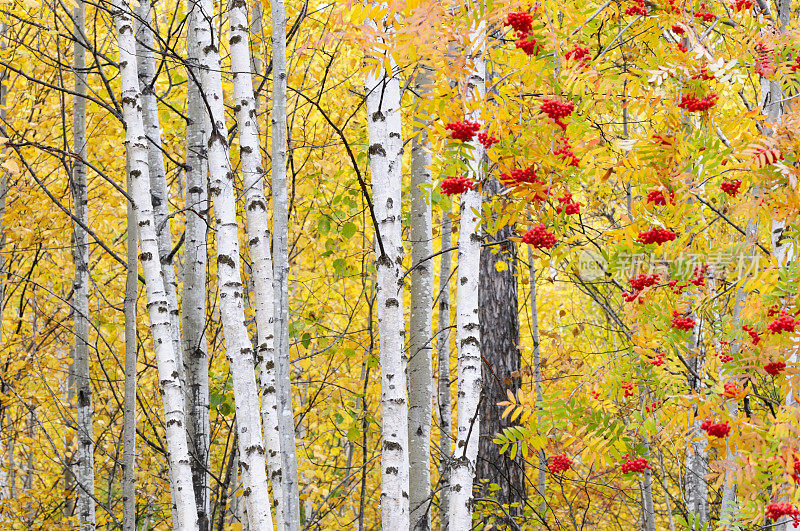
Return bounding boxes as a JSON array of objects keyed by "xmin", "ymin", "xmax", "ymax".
[
  {"xmin": 269, "ymin": 0, "xmax": 302, "ymax": 524},
  {"xmin": 365, "ymin": 20, "xmax": 409, "ymax": 529},
  {"xmin": 190, "ymin": 0, "xmax": 274, "ymax": 526},
  {"xmin": 109, "ymin": 1, "xmax": 198, "ymax": 525},
  {"xmin": 437, "ymin": 204, "xmax": 453, "ymax": 531},
  {"xmin": 182, "ymin": 2, "xmax": 211, "ymax": 525},
  {"xmin": 408, "ymin": 67, "xmax": 433, "ymax": 531},
  {"xmin": 122, "ymin": 158, "xmax": 137, "ymax": 531},
  {"xmin": 448, "ymin": 13, "xmax": 484, "ymax": 528},
  {"xmin": 71, "ymin": 1, "xmax": 94, "ymax": 525}
]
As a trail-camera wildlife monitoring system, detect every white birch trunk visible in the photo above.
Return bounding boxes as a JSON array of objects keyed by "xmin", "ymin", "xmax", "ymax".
[
  {"xmin": 109, "ymin": 3, "xmax": 198, "ymax": 526},
  {"xmin": 135, "ymin": 0, "xmax": 183, "ymax": 378},
  {"xmin": 684, "ymin": 309, "xmax": 708, "ymax": 529},
  {"xmin": 122, "ymin": 157, "xmax": 138, "ymax": 531},
  {"xmin": 183, "ymin": 3, "xmax": 211, "ymax": 526},
  {"xmin": 408, "ymin": 68, "xmax": 433, "ymax": 531},
  {"xmin": 190, "ymin": 0, "xmax": 275, "ymax": 527},
  {"xmin": 436, "ymin": 206, "xmax": 453, "ymax": 531},
  {"xmin": 269, "ymin": 0, "xmax": 302, "ymax": 524},
  {"xmin": 448, "ymin": 18, "xmax": 484, "ymax": 531},
  {"xmin": 227, "ymin": 0, "xmax": 285, "ymax": 526},
  {"xmin": 365, "ymin": 25, "xmax": 409, "ymax": 529},
  {"xmin": 71, "ymin": 1, "xmax": 95, "ymax": 525}
]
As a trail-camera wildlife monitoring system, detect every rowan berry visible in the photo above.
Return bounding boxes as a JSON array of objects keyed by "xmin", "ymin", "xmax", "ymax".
[
  {"xmin": 767, "ymin": 312, "xmax": 797, "ymax": 334},
  {"xmin": 700, "ymin": 419, "xmax": 731, "ymax": 438},
  {"xmin": 445, "ymin": 120, "xmax": 481, "ymax": 142},
  {"xmin": 678, "ymin": 93, "xmax": 719, "ymax": 112},
  {"xmin": 521, "ymin": 225, "xmax": 557, "ymax": 249},
  {"xmin": 505, "ymin": 11, "xmax": 534, "ymax": 34},
  {"xmin": 620, "ymin": 455, "xmax": 650, "ymax": 474},
  {"xmin": 671, "ymin": 311, "xmax": 696, "ymax": 331},
  {"xmin": 743, "ymin": 325, "xmax": 761, "ymax": 345},
  {"xmin": 694, "ymin": 3, "xmax": 716, "ymax": 22},
  {"xmin": 548, "ymin": 453, "xmax": 572, "ymax": 473},
  {"xmin": 441, "ymin": 177, "xmax": 476, "ymax": 196},
  {"xmin": 721, "ymin": 179, "xmax": 742, "ymax": 197},
  {"xmin": 477, "ymin": 132, "xmax": 499, "ymax": 149},
  {"xmin": 636, "ymin": 227, "xmax": 677, "ymax": 245},
  {"xmin": 765, "ymin": 502, "xmax": 800, "ymax": 527},
  {"xmin": 765, "ymin": 361, "xmax": 787, "ymax": 376}
]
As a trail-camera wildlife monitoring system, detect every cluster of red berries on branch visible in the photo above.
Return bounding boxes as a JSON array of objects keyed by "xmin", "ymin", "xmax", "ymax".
[
  {"xmin": 644, "ymin": 400, "xmax": 661, "ymax": 412},
  {"xmin": 621, "ymin": 382, "xmax": 636, "ymax": 397},
  {"xmin": 636, "ymin": 227, "xmax": 677, "ymax": 245},
  {"xmin": 791, "ymin": 452, "xmax": 800, "ymax": 482},
  {"xmin": 445, "ymin": 120, "xmax": 480, "ymax": 142},
  {"xmin": 522, "ymin": 225, "xmax": 557, "ymax": 249},
  {"xmin": 700, "ymin": 419, "xmax": 731, "ymax": 438},
  {"xmin": 678, "ymin": 93, "xmax": 719, "ymax": 112},
  {"xmin": 723, "ymin": 381, "xmax": 743, "ymax": 397},
  {"xmin": 731, "ymin": 0, "xmax": 754, "ymax": 10},
  {"xmin": 646, "ymin": 189, "xmax": 674, "ymax": 205},
  {"xmin": 671, "ymin": 311, "xmax": 696, "ymax": 331},
  {"xmin": 441, "ymin": 177, "xmax": 476, "ymax": 196},
  {"xmin": 677, "ymin": 43, "xmax": 689, "ymax": 53},
  {"xmin": 649, "ymin": 351, "xmax": 666, "ymax": 366},
  {"xmin": 692, "ymin": 68, "xmax": 715, "ymax": 80},
  {"xmin": 690, "ymin": 265, "xmax": 709, "ymax": 287},
  {"xmin": 765, "ymin": 361, "xmax": 787, "ymax": 376},
  {"xmin": 767, "ymin": 312, "xmax": 797, "ymax": 334},
  {"xmin": 624, "ymin": 273, "xmax": 660, "ymax": 303},
  {"xmin": 694, "ymin": 3, "xmax": 716, "ymax": 22},
  {"xmin": 500, "ymin": 166, "xmax": 539, "ymax": 185},
  {"xmin": 755, "ymin": 42, "xmax": 775, "ymax": 77},
  {"xmin": 505, "ymin": 11, "xmax": 533, "ymax": 33},
  {"xmin": 556, "ymin": 192, "xmax": 581, "ymax": 215},
  {"xmin": 477, "ymin": 132, "xmax": 499, "ymax": 149},
  {"xmin": 766, "ymin": 503, "xmax": 800, "ymax": 527},
  {"xmin": 718, "ymin": 351, "xmax": 733, "ymax": 363},
  {"xmin": 791, "ymin": 52, "xmax": 800, "ymax": 72},
  {"xmin": 554, "ymin": 137, "xmax": 580, "ymax": 166},
  {"xmin": 667, "ymin": 279, "xmax": 686, "ymax": 295},
  {"xmin": 540, "ymin": 98, "xmax": 575, "ymax": 130},
  {"xmin": 515, "ymin": 35, "xmax": 543, "ymax": 56},
  {"xmin": 548, "ymin": 453, "xmax": 572, "ymax": 473},
  {"xmin": 743, "ymin": 324, "xmax": 761, "ymax": 345},
  {"xmin": 565, "ymin": 44, "xmax": 590, "ymax": 64},
  {"xmin": 620, "ymin": 455, "xmax": 650, "ymax": 474},
  {"xmin": 720, "ymin": 178, "xmax": 742, "ymax": 197},
  {"xmin": 624, "ymin": 0, "xmax": 647, "ymax": 16},
  {"xmin": 671, "ymin": 24, "xmax": 685, "ymax": 34}
]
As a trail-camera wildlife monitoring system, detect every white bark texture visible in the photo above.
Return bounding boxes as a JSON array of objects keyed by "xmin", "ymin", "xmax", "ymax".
[
  {"xmin": 227, "ymin": 0, "xmax": 286, "ymax": 526},
  {"xmin": 183, "ymin": 4, "xmax": 211, "ymax": 527},
  {"xmin": 448, "ymin": 20, "xmax": 484, "ymax": 531},
  {"xmin": 436, "ymin": 206, "xmax": 453, "ymax": 531},
  {"xmin": 365, "ymin": 36, "xmax": 410, "ymax": 529},
  {"xmin": 269, "ymin": 0, "xmax": 302, "ymax": 524},
  {"xmin": 135, "ymin": 0, "xmax": 184, "ymax": 379},
  {"xmin": 190, "ymin": 0, "xmax": 274, "ymax": 528},
  {"xmin": 408, "ymin": 68, "xmax": 433, "ymax": 531},
  {"xmin": 110, "ymin": 2, "xmax": 198, "ymax": 526},
  {"xmin": 122, "ymin": 159, "xmax": 138, "ymax": 531},
  {"xmin": 72, "ymin": 0, "xmax": 95, "ymax": 526},
  {"xmin": 684, "ymin": 311, "xmax": 708, "ymax": 529}
]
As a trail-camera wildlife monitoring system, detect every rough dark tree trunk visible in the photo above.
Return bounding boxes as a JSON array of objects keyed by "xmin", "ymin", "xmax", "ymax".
[{"xmin": 477, "ymin": 178, "xmax": 525, "ymax": 516}]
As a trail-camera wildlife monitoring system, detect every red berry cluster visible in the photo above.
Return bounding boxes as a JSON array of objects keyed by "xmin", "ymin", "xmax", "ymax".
[
  {"xmin": 630, "ymin": 273, "xmax": 661, "ymax": 291},
  {"xmin": 671, "ymin": 24, "xmax": 685, "ymax": 34},
  {"xmin": 649, "ymin": 351, "xmax": 666, "ymax": 366},
  {"xmin": 668, "ymin": 279, "xmax": 686, "ymax": 295},
  {"xmin": 646, "ymin": 189, "xmax": 673, "ymax": 205},
  {"xmin": 445, "ymin": 120, "xmax": 481, "ymax": 142},
  {"xmin": 768, "ymin": 312, "xmax": 797, "ymax": 334},
  {"xmin": 731, "ymin": 0, "xmax": 754, "ymax": 10},
  {"xmin": 548, "ymin": 453, "xmax": 572, "ymax": 473},
  {"xmin": 621, "ymin": 382, "xmax": 636, "ymax": 397},
  {"xmin": 620, "ymin": 455, "xmax": 650, "ymax": 474},
  {"xmin": 652, "ymin": 134, "xmax": 674, "ymax": 146},
  {"xmin": 677, "ymin": 43, "xmax": 689, "ymax": 53},
  {"xmin": 478, "ymin": 132, "xmax": 499, "ymax": 149},
  {"xmin": 515, "ymin": 34, "xmax": 543, "ymax": 56},
  {"xmin": 636, "ymin": 227, "xmax": 677, "ymax": 245},
  {"xmin": 671, "ymin": 310, "xmax": 696, "ymax": 331},
  {"xmin": 565, "ymin": 44, "xmax": 590, "ymax": 63},
  {"xmin": 765, "ymin": 361, "xmax": 787, "ymax": 376},
  {"xmin": 505, "ymin": 11, "xmax": 533, "ymax": 34},
  {"xmin": 765, "ymin": 502, "xmax": 800, "ymax": 527},
  {"xmin": 790, "ymin": 52, "xmax": 800, "ymax": 72},
  {"xmin": 720, "ymin": 179, "xmax": 742, "ymax": 197},
  {"xmin": 678, "ymin": 93, "xmax": 719, "ymax": 112},
  {"xmin": 441, "ymin": 177, "xmax": 476, "ymax": 196},
  {"xmin": 700, "ymin": 419, "xmax": 731, "ymax": 438},
  {"xmin": 694, "ymin": 3, "xmax": 716, "ymax": 22},
  {"xmin": 540, "ymin": 98, "xmax": 575, "ymax": 130},
  {"xmin": 522, "ymin": 225, "xmax": 557, "ymax": 249},
  {"xmin": 791, "ymin": 452, "xmax": 800, "ymax": 482},
  {"xmin": 500, "ymin": 166, "xmax": 539, "ymax": 185},
  {"xmin": 644, "ymin": 400, "xmax": 661, "ymax": 412},
  {"xmin": 692, "ymin": 68, "xmax": 715, "ymax": 80},
  {"xmin": 743, "ymin": 325, "xmax": 761, "ymax": 345},
  {"xmin": 723, "ymin": 381, "xmax": 743, "ymax": 397},
  {"xmin": 624, "ymin": 0, "xmax": 647, "ymax": 16},
  {"xmin": 690, "ymin": 265, "xmax": 708, "ymax": 287},
  {"xmin": 755, "ymin": 42, "xmax": 775, "ymax": 77},
  {"xmin": 768, "ymin": 304, "xmax": 782, "ymax": 317},
  {"xmin": 718, "ymin": 351, "xmax": 733, "ymax": 363},
  {"xmin": 554, "ymin": 137, "xmax": 580, "ymax": 166},
  {"xmin": 556, "ymin": 192, "xmax": 581, "ymax": 215}
]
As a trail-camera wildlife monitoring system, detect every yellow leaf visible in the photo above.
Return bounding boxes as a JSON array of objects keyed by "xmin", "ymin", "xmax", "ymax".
[{"xmin": 495, "ymin": 261, "xmax": 508, "ymax": 272}]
